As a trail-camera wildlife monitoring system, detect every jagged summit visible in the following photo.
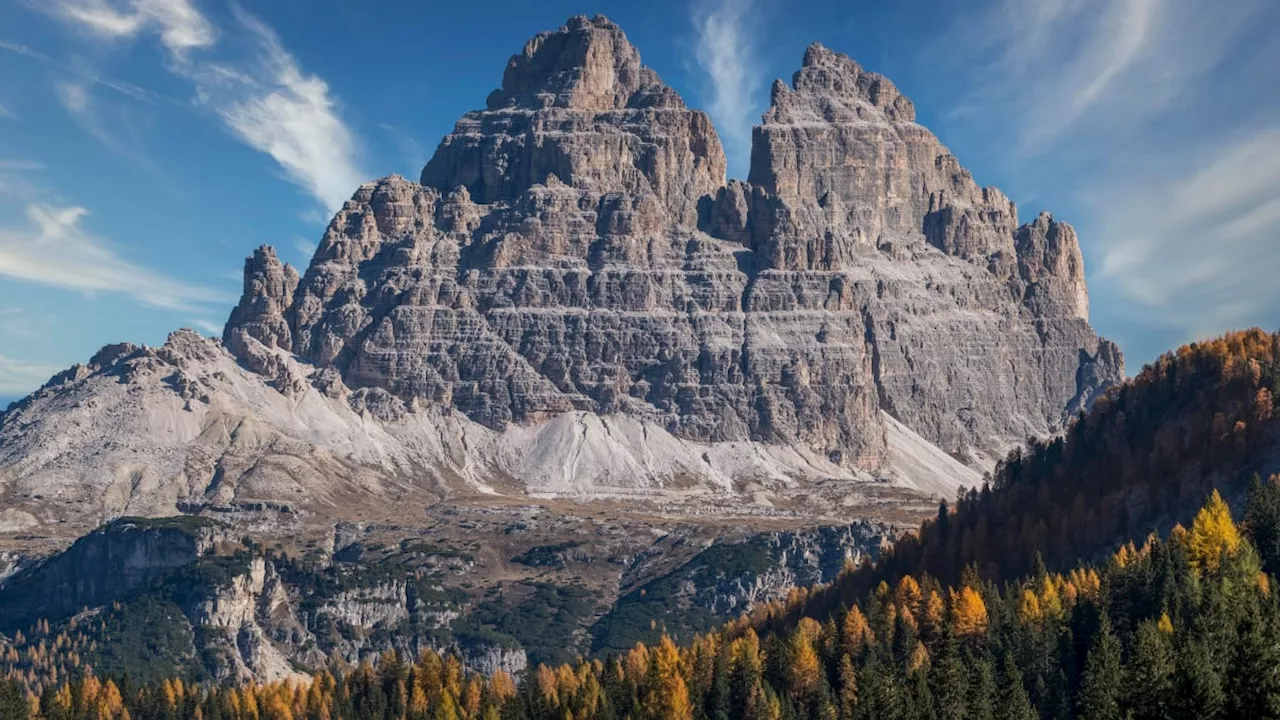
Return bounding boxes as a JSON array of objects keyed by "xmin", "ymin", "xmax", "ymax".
[
  {"xmin": 764, "ymin": 42, "xmax": 916, "ymax": 125},
  {"xmin": 222, "ymin": 18, "xmax": 1121, "ymax": 468},
  {"xmin": 421, "ymin": 15, "xmax": 723, "ymax": 224},
  {"xmin": 485, "ymin": 14, "xmax": 681, "ymax": 112}
]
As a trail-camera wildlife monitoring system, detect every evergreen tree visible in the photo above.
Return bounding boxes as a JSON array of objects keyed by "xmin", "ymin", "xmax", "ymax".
[
  {"xmin": 1076, "ymin": 614, "xmax": 1122, "ymax": 720},
  {"xmin": 929, "ymin": 633, "xmax": 968, "ymax": 720},
  {"xmin": 708, "ymin": 648, "xmax": 732, "ymax": 720},
  {"xmin": 996, "ymin": 652, "xmax": 1036, "ymax": 720},
  {"xmin": 1125, "ymin": 619, "xmax": 1175, "ymax": 720},
  {"xmin": 1226, "ymin": 599, "xmax": 1280, "ymax": 719},
  {"xmin": 1175, "ymin": 634, "xmax": 1225, "ymax": 720},
  {"xmin": 966, "ymin": 651, "xmax": 996, "ymax": 720},
  {"xmin": 0, "ymin": 678, "xmax": 29, "ymax": 720},
  {"xmin": 1246, "ymin": 474, "xmax": 1280, "ymax": 576}
]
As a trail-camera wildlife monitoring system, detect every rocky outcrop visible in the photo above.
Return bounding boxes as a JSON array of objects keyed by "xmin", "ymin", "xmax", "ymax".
[
  {"xmin": 224, "ymin": 246, "xmax": 299, "ymax": 356},
  {"xmin": 421, "ymin": 14, "xmax": 724, "ymax": 228},
  {"xmin": 0, "ymin": 517, "xmax": 227, "ymax": 631},
  {"xmin": 223, "ymin": 16, "xmax": 1121, "ymax": 469}
]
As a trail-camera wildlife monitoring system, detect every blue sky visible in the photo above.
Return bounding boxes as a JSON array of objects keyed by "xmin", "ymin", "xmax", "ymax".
[{"xmin": 1, "ymin": 0, "xmax": 1278, "ymax": 402}]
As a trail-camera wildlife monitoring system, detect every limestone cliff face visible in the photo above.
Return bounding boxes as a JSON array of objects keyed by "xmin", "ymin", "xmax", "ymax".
[{"xmin": 223, "ymin": 15, "xmax": 1122, "ymax": 467}]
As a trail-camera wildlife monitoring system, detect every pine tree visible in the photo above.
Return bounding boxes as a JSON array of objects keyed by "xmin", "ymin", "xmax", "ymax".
[
  {"xmin": 709, "ymin": 648, "xmax": 732, "ymax": 720},
  {"xmin": 1246, "ymin": 474, "xmax": 1280, "ymax": 576},
  {"xmin": 965, "ymin": 652, "xmax": 996, "ymax": 720},
  {"xmin": 995, "ymin": 652, "xmax": 1035, "ymax": 720},
  {"xmin": 0, "ymin": 678, "xmax": 29, "ymax": 720},
  {"xmin": 1077, "ymin": 614, "xmax": 1123, "ymax": 720},
  {"xmin": 1125, "ymin": 619, "xmax": 1175, "ymax": 720},
  {"xmin": 1175, "ymin": 634, "xmax": 1224, "ymax": 720},
  {"xmin": 930, "ymin": 633, "xmax": 968, "ymax": 720},
  {"xmin": 1226, "ymin": 599, "xmax": 1280, "ymax": 719}
]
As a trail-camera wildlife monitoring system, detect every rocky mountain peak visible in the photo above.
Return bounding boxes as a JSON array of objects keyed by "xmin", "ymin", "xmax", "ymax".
[
  {"xmin": 420, "ymin": 17, "xmax": 723, "ymax": 226},
  {"xmin": 485, "ymin": 15, "xmax": 677, "ymax": 112},
  {"xmin": 763, "ymin": 42, "xmax": 916, "ymax": 124},
  {"xmin": 223, "ymin": 245, "xmax": 297, "ymax": 358},
  {"xmin": 214, "ymin": 18, "xmax": 1124, "ymax": 470}
]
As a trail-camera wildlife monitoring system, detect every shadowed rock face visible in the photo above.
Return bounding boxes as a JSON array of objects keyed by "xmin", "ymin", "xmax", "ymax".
[{"xmin": 225, "ymin": 15, "xmax": 1123, "ymax": 468}]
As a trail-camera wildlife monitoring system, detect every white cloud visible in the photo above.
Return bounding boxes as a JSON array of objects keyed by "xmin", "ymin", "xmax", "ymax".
[
  {"xmin": 188, "ymin": 317, "xmax": 223, "ymax": 335},
  {"xmin": 0, "ymin": 158, "xmax": 47, "ymax": 201},
  {"xmin": 187, "ymin": 7, "xmax": 365, "ymax": 213},
  {"xmin": 0, "ymin": 39, "xmax": 53, "ymax": 63},
  {"xmin": 46, "ymin": 0, "xmax": 216, "ymax": 56},
  {"xmin": 43, "ymin": 0, "xmax": 365, "ymax": 213},
  {"xmin": 55, "ymin": 82, "xmax": 90, "ymax": 115},
  {"xmin": 51, "ymin": 80, "xmax": 169, "ymax": 180},
  {"xmin": 948, "ymin": 0, "xmax": 1266, "ymax": 155},
  {"xmin": 0, "ymin": 203, "xmax": 229, "ymax": 311},
  {"xmin": 0, "ymin": 104, "xmax": 14, "ymax": 120},
  {"xmin": 692, "ymin": 0, "xmax": 761, "ymax": 178},
  {"xmin": 0, "ymin": 354, "xmax": 61, "ymax": 396},
  {"xmin": 1097, "ymin": 125, "xmax": 1280, "ymax": 338}
]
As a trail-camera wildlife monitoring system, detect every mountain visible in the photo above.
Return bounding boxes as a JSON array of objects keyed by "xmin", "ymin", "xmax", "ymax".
[{"xmin": 0, "ymin": 15, "xmax": 1122, "ymax": 680}]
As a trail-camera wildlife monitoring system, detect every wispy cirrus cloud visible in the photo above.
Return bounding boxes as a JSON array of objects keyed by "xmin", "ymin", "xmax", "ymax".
[
  {"xmin": 43, "ymin": 0, "xmax": 216, "ymax": 55},
  {"xmin": 946, "ymin": 0, "xmax": 1269, "ymax": 156},
  {"xmin": 0, "ymin": 354, "xmax": 62, "ymax": 395},
  {"xmin": 186, "ymin": 6, "xmax": 366, "ymax": 213},
  {"xmin": 1096, "ymin": 125, "xmax": 1280, "ymax": 339},
  {"xmin": 691, "ymin": 0, "xmax": 763, "ymax": 179},
  {"xmin": 928, "ymin": 0, "xmax": 1280, "ymax": 363},
  {"xmin": 0, "ymin": 157, "xmax": 47, "ymax": 201},
  {"xmin": 187, "ymin": 317, "xmax": 223, "ymax": 335},
  {"xmin": 0, "ymin": 38, "xmax": 53, "ymax": 63},
  {"xmin": 41, "ymin": 0, "xmax": 366, "ymax": 213},
  {"xmin": 0, "ymin": 203, "xmax": 229, "ymax": 311}
]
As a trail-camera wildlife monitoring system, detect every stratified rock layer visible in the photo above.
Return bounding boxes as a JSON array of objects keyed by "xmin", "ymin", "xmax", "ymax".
[{"xmin": 224, "ymin": 15, "xmax": 1121, "ymax": 468}]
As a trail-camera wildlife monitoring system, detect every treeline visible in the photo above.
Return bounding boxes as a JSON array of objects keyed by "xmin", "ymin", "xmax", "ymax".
[{"xmin": 5, "ymin": 483, "xmax": 1280, "ymax": 719}]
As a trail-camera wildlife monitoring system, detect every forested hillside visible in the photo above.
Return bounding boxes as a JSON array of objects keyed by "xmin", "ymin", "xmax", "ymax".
[
  {"xmin": 807, "ymin": 329, "xmax": 1280, "ymax": 612},
  {"xmin": 3, "ymin": 329, "xmax": 1279, "ymax": 720},
  {"xmin": 4, "ymin": 485, "xmax": 1279, "ymax": 719}
]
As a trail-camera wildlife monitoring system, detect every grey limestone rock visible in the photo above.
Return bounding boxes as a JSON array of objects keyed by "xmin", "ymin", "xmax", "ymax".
[{"xmin": 224, "ymin": 17, "xmax": 1123, "ymax": 468}]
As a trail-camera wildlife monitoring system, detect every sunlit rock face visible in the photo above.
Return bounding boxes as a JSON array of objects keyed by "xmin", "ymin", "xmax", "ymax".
[{"xmin": 222, "ymin": 15, "xmax": 1120, "ymax": 470}]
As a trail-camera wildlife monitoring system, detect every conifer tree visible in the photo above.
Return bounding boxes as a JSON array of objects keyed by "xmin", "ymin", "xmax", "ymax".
[
  {"xmin": 1077, "ymin": 614, "xmax": 1122, "ymax": 720},
  {"xmin": 1246, "ymin": 474, "xmax": 1280, "ymax": 575},
  {"xmin": 965, "ymin": 652, "xmax": 996, "ymax": 720},
  {"xmin": 1175, "ymin": 634, "xmax": 1224, "ymax": 720},
  {"xmin": 996, "ymin": 652, "xmax": 1036, "ymax": 720},
  {"xmin": 1125, "ymin": 619, "xmax": 1175, "ymax": 720},
  {"xmin": 929, "ymin": 633, "xmax": 968, "ymax": 720},
  {"xmin": 0, "ymin": 678, "xmax": 29, "ymax": 720},
  {"xmin": 1188, "ymin": 490, "xmax": 1242, "ymax": 573}
]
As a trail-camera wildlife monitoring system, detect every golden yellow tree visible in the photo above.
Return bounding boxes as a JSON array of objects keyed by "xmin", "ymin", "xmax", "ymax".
[
  {"xmin": 645, "ymin": 636, "xmax": 693, "ymax": 720},
  {"xmin": 949, "ymin": 587, "xmax": 989, "ymax": 637},
  {"xmin": 841, "ymin": 606, "xmax": 875, "ymax": 655},
  {"xmin": 787, "ymin": 633, "xmax": 821, "ymax": 702},
  {"xmin": 1018, "ymin": 589, "xmax": 1042, "ymax": 625},
  {"xmin": 895, "ymin": 575, "xmax": 923, "ymax": 616},
  {"xmin": 1188, "ymin": 490, "xmax": 1242, "ymax": 572}
]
